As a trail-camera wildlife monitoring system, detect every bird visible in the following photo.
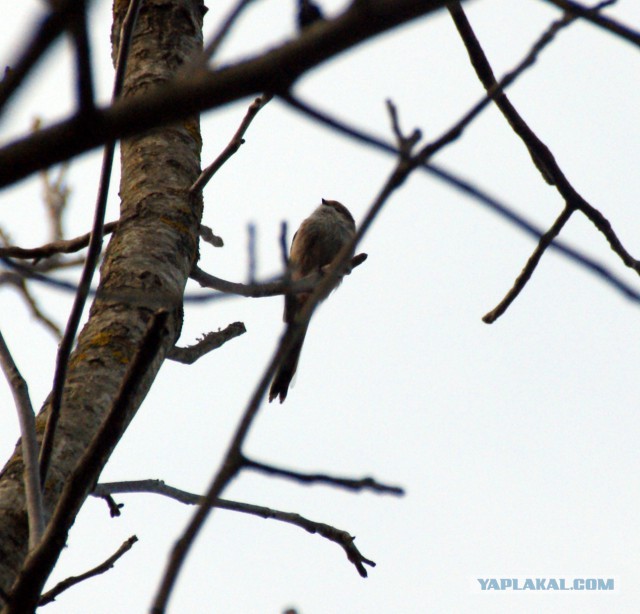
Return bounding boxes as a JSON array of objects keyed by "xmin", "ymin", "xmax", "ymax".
[{"xmin": 269, "ymin": 199, "xmax": 356, "ymax": 403}]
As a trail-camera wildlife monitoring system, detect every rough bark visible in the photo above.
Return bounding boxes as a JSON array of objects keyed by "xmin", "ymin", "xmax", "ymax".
[{"xmin": 0, "ymin": 0, "xmax": 204, "ymax": 601}]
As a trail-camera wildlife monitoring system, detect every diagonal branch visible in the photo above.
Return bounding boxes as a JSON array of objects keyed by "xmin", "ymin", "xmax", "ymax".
[
  {"xmin": 0, "ymin": 0, "xmax": 90, "ymax": 116},
  {"xmin": 541, "ymin": 0, "xmax": 640, "ymax": 47},
  {"xmin": 482, "ymin": 205, "xmax": 573, "ymax": 323},
  {"xmin": 38, "ymin": 536, "xmax": 138, "ymax": 606},
  {"xmin": 0, "ymin": 222, "xmax": 118, "ymax": 260},
  {"xmin": 243, "ymin": 457, "xmax": 404, "ymax": 495},
  {"xmin": 67, "ymin": 0, "xmax": 95, "ymax": 113},
  {"xmin": 5, "ymin": 311, "xmax": 169, "ymax": 614},
  {"xmin": 199, "ymin": 0, "xmax": 258, "ymax": 62},
  {"xmin": 92, "ymin": 480, "xmax": 374, "ymax": 577},
  {"xmin": 421, "ymin": 2, "xmax": 607, "ymax": 163},
  {"xmin": 282, "ymin": 94, "xmax": 640, "ymax": 307},
  {"xmin": 0, "ymin": 332, "xmax": 45, "ymax": 549},
  {"xmin": 0, "ymin": 0, "xmax": 452, "ymax": 188},
  {"xmin": 448, "ymin": 1, "xmax": 640, "ymax": 320},
  {"xmin": 39, "ymin": 0, "xmax": 142, "ymax": 489},
  {"xmin": 151, "ymin": 104, "xmax": 423, "ymax": 613},
  {"xmin": 167, "ymin": 322, "xmax": 247, "ymax": 364},
  {"xmin": 190, "ymin": 94, "xmax": 272, "ymax": 194},
  {"xmin": 448, "ymin": 2, "xmax": 566, "ymax": 183}
]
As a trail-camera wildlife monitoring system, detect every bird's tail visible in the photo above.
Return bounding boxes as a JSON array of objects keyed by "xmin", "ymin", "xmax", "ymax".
[{"xmin": 269, "ymin": 325, "xmax": 308, "ymax": 403}]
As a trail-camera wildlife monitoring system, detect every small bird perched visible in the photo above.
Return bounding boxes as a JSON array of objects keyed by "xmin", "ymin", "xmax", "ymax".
[{"xmin": 269, "ymin": 199, "xmax": 356, "ymax": 403}]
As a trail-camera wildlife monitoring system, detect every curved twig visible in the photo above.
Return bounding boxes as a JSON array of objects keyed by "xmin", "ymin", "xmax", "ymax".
[
  {"xmin": 38, "ymin": 536, "xmax": 138, "ymax": 606},
  {"xmin": 93, "ymin": 480, "xmax": 374, "ymax": 577}
]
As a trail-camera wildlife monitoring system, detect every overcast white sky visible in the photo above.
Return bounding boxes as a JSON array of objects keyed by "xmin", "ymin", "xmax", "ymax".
[{"xmin": 1, "ymin": 1, "xmax": 640, "ymax": 613}]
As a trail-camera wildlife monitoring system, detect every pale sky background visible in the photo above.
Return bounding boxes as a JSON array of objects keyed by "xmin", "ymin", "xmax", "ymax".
[{"xmin": 1, "ymin": 1, "xmax": 640, "ymax": 613}]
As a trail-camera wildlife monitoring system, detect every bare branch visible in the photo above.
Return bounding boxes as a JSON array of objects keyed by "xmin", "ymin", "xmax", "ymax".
[
  {"xmin": 93, "ymin": 480, "xmax": 375, "ymax": 577},
  {"xmin": 0, "ymin": 0, "xmax": 83, "ymax": 116},
  {"xmin": 67, "ymin": 1, "xmax": 95, "ymax": 113},
  {"xmin": 483, "ymin": 205, "xmax": 573, "ymax": 323},
  {"xmin": 39, "ymin": 0, "xmax": 142, "ymax": 489},
  {"xmin": 0, "ymin": 0, "xmax": 451, "ymax": 188},
  {"xmin": 541, "ymin": 0, "xmax": 640, "ymax": 47},
  {"xmin": 152, "ymin": 105, "xmax": 425, "ymax": 612},
  {"xmin": 0, "ymin": 275, "xmax": 62, "ymax": 338},
  {"xmin": 167, "ymin": 322, "xmax": 247, "ymax": 364},
  {"xmin": 39, "ymin": 154, "xmax": 70, "ymax": 243},
  {"xmin": 0, "ymin": 332, "xmax": 45, "ymax": 549},
  {"xmin": 0, "ymin": 222, "xmax": 118, "ymax": 261},
  {"xmin": 247, "ymin": 223, "xmax": 257, "ymax": 284},
  {"xmin": 200, "ymin": 0, "xmax": 258, "ymax": 62},
  {"xmin": 448, "ymin": 1, "xmax": 640, "ymax": 321},
  {"xmin": 38, "ymin": 536, "xmax": 138, "ymax": 606},
  {"xmin": 1, "ymin": 251, "xmax": 362, "ymax": 307},
  {"xmin": 95, "ymin": 494, "xmax": 123, "ymax": 518},
  {"xmin": 425, "ymin": 163, "xmax": 640, "ymax": 304},
  {"xmin": 386, "ymin": 99, "xmax": 421, "ymax": 154},
  {"xmin": 420, "ymin": 3, "xmax": 605, "ymax": 162},
  {"xmin": 190, "ymin": 94, "xmax": 273, "ymax": 194},
  {"xmin": 243, "ymin": 457, "xmax": 404, "ymax": 495},
  {"xmin": 448, "ymin": 2, "xmax": 558, "ymax": 183},
  {"xmin": 5, "ymin": 311, "xmax": 169, "ymax": 614},
  {"xmin": 190, "ymin": 253, "xmax": 367, "ymax": 298},
  {"xmin": 282, "ymin": 92, "xmax": 640, "ymax": 310}
]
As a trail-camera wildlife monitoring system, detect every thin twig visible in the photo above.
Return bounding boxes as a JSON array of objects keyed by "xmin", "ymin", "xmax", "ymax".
[
  {"xmin": 5, "ymin": 311, "xmax": 169, "ymax": 614},
  {"xmin": 39, "ymin": 0, "xmax": 142, "ymax": 488},
  {"xmin": 281, "ymin": 94, "xmax": 640, "ymax": 308},
  {"xmin": 0, "ymin": 0, "xmax": 446, "ymax": 187},
  {"xmin": 189, "ymin": 94, "xmax": 273, "ymax": 194},
  {"xmin": 386, "ymin": 99, "xmax": 421, "ymax": 154},
  {"xmin": 425, "ymin": 163, "xmax": 640, "ymax": 303},
  {"xmin": 448, "ymin": 1, "xmax": 640, "ymax": 321},
  {"xmin": 0, "ymin": 331, "xmax": 45, "ymax": 549},
  {"xmin": 167, "ymin": 322, "xmax": 247, "ymax": 364},
  {"xmin": 93, "ymin": 480, "xmax": 374, "ymax": 577},
  {"xmin": 541, "ymin": 0, "xmax": 640, "ymax": 47},
  {"xmin": 68, "ymin": 0, "xmax": 95, "ymax": 113},
  {"xmin": 96, "ymin": 494, "xmax": 123, "ymax": 518},
  {"xmin": 1, "ymin": 254, "xmax": 364, "ymax": 306},
  {"xmin": 0, "ymin": 0, "xmax": 81, "ymax": 115},
  {"xmin": 38, "ymin": 536, "xmax": 138, "ymax": 606},
  {"xmin": 39, "ymin": 158, "xmax": 70, "ymax": 243},
  {"xmin": 421, "ymin": 2, "xmax": 608, "ymax": 164},
  {"xmin": 448, "ymin": 2, "xmax": 562, "ymax": 183},
  {"xmin": 200, "ymin": 0, "xmax": 257, "ymax": 62},
  {"xmin": 247, "ymin": 223, "xmax": 257, "ymax": 283},
  {"xmin": 0, "ymin": 222, "xmax": 118, "ymax": 260},
  {"xmin": 0, "ymin": 275, "xmax": 63, "ymax": 338},
  {"xmin": 190, "ymin": 253, "xmax": 367, "ymax": 298},
  {"xmin": 483, "ymin": 205, "xmax": 574, "ymax": 322},
  {"xmin": 243, "ymin": 457, "xmax": 404, "ymax": 495}
]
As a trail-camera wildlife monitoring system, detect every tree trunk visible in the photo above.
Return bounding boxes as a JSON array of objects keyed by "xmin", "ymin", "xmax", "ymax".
[{"xmin": 0, "ymin": 0, "xmax": 204, "ymax": 601}]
